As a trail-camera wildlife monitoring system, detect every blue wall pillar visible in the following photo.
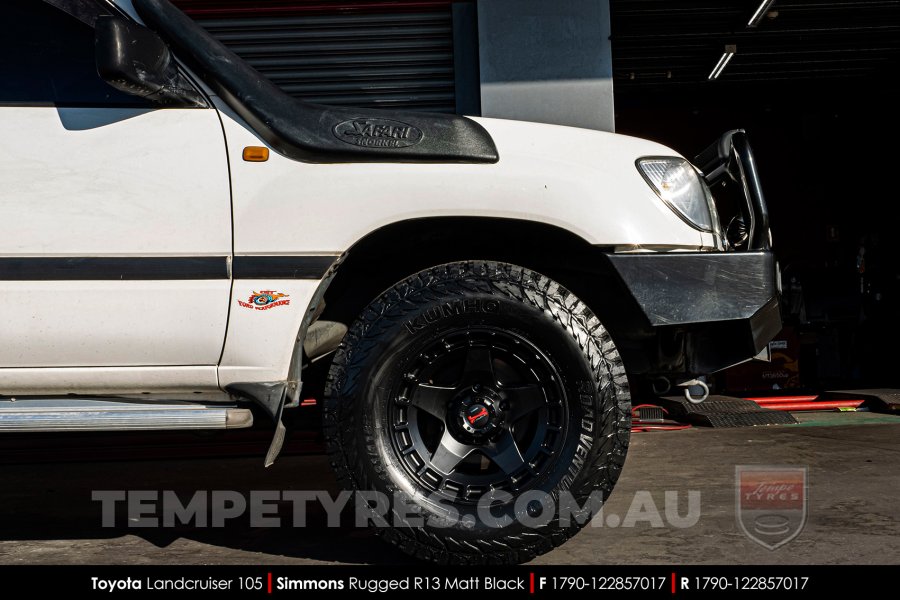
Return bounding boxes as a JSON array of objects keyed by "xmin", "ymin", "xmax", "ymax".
[{"xmin": 477, "ymin": 0, "xmax": 615, "ymax": 132}]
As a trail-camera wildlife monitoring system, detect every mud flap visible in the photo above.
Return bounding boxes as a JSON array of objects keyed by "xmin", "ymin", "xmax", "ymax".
[
  {"xmin": 265, "ymin": 419, "xmax": 287, "ymax": 468},
  {"xmin": 226, "ymin": 382, "xmax": 288, "ymax": 467}
]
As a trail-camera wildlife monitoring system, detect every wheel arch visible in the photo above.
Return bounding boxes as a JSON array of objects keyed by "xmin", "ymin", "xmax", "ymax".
[
  {"xmin": 322, "ymin": 216, "xmax": 618, "ymax": 321},
  {"xmin": 301, "ymin": 217, "xmax": 656, "ymax": 400}
]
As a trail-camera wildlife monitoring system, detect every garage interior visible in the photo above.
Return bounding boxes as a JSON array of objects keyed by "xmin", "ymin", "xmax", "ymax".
[{"xmin": 611, "ymin": 0, "xmax": 900, "ymax": 394}]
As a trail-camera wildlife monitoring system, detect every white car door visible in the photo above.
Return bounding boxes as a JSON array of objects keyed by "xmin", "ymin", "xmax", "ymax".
[{"xmin": 0, "ymin": 0, "xmax": 231, "ymax": 391}]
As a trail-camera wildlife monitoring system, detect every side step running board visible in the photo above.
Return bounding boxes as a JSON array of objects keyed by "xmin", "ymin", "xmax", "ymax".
[{"xmin": 0, "ymin": 399, "xmax": 253, "ymax": 432}]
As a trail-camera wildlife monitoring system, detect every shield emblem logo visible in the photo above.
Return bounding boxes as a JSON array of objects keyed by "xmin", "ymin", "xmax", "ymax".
[{"xmin": 736, "ymin": 466, "xmax": 807, "ymax": 550}]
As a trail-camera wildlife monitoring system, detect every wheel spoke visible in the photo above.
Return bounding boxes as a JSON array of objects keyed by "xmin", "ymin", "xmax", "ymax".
[
  {"xmin": 503, "ymin": 384, "xmax": 546, "ymax": 422},
  {"xmin": 484, "ymin": 431, "xmax": 526, "ymax": 476},
  {"xmin": 460, "ymin": 345, "xmax": 496, "ymax": 386},
  {"xmin": 409, "ymin": 384, "xmax": 456, "ymax": 420},
  {"xmin": 430, "ymin": 430, "xmax": 474, "ymax": 474},
  {"xmin": 389, "ymin": 328, "xmax": 570, "ymax": 496}
]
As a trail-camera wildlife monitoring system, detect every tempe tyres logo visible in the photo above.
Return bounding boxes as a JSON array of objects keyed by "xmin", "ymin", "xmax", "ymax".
[
  {"xmin": 736, "ymin": 465, "xmax": 808, "ymax": 550},
  {"xmin": 238, "ymin": 291, "xmax": 290, "ymax": 311}
]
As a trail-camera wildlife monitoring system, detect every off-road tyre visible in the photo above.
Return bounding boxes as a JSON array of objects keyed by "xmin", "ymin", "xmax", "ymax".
[{"xmin": 323, "ymin": 261, "xmax": 630, "ymax": 564}]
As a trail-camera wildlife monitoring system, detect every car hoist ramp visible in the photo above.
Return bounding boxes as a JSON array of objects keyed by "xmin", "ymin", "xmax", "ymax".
[
  {"xmin": 655, "ymin": 395, "xmax": 798, "ymax": 427},
  {"xmin": 0, "ymin": 399, "xmax": 253, "ymax": 432}
]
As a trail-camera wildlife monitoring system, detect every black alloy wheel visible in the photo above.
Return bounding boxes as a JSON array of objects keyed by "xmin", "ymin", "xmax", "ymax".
[{"xmin": 390, "ymin": 327, "xmax": 567, "ymax": 502}]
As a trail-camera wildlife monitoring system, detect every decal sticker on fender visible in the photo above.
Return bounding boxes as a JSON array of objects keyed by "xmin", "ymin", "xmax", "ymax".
[{"xmin": 238, "ymin": 290, "xmax": 291, "ymax": 311}]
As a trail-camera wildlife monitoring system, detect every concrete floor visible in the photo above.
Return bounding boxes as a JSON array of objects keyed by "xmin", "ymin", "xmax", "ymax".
[{"xmin": 1, "ymin": 412, "xmax": 898, "ymax": 565}]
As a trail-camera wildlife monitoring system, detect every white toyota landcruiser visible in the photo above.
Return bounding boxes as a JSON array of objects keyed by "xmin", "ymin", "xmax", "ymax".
[{"xmin": 1, "ymin": 0, "xmax": 781, "ymax": 564}]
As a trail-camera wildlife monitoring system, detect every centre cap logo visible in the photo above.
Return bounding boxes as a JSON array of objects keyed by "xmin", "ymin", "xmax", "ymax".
[{"xmin": 466, "ymin": 405, "xmax": 489, "ymax": 426}]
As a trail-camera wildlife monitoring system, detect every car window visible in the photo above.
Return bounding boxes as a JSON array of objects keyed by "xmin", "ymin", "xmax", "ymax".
[{"xmin": 0, "ymin": 0, "xmax": 156, "ymax": 106}]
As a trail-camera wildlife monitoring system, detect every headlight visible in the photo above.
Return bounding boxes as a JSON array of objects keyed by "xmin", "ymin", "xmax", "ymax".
[{"xmin": 636, "ymin": 157, "xmax": 716, "ymax": 232}]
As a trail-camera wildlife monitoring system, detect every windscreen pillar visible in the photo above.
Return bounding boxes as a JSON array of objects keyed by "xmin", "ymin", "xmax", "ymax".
[{"xmin": 476, "ymin": 0, "xmax": 615, "ymax": 132}]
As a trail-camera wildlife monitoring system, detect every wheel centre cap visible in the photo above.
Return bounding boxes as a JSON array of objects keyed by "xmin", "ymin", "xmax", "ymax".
[{"xmin": 457, "ymin": 393, "xmax": 501, "ymax": 436}]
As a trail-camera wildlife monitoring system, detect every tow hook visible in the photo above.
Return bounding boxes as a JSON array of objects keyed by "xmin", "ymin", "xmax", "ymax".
[{"xmin": 677, "ymin": 378, "xmax": 710, "ymax": 404}]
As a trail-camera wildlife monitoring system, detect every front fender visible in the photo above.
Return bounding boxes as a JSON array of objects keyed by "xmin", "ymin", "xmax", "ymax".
[{"xmin": 217, "ymin": 105, "xmax": 703, "ymax": 255}]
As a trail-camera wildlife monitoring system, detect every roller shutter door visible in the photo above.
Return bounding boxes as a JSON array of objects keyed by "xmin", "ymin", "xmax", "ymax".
[{"xmin": 193, "ymin": 10, "xmax": 457, "ymax": 113}]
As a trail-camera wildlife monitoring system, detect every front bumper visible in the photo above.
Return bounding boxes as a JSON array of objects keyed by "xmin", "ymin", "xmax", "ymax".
[
  {"xmin": 607, "ymin": 251, "xmax": 781, "ymax": 374},
  {"xmin": 592, "ymin": 129, "xmax": 780, "ymax": 377}
]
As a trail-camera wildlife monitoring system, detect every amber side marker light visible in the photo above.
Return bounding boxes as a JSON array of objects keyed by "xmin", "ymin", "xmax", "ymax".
[{"xmin": 242, "ymin": 146, "xmax": 270, "ymax": 162}]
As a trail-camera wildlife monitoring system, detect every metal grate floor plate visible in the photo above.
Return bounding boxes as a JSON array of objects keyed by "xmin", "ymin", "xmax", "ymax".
[{"xmin": 654, "ymin": 395, "xmax": 799, "ymax": 427}]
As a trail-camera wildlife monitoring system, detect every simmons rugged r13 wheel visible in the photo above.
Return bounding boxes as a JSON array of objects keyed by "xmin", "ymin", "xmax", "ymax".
[{"xmin": 323, "ymin": 261, "xmax": 630, "ymax": 564}]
